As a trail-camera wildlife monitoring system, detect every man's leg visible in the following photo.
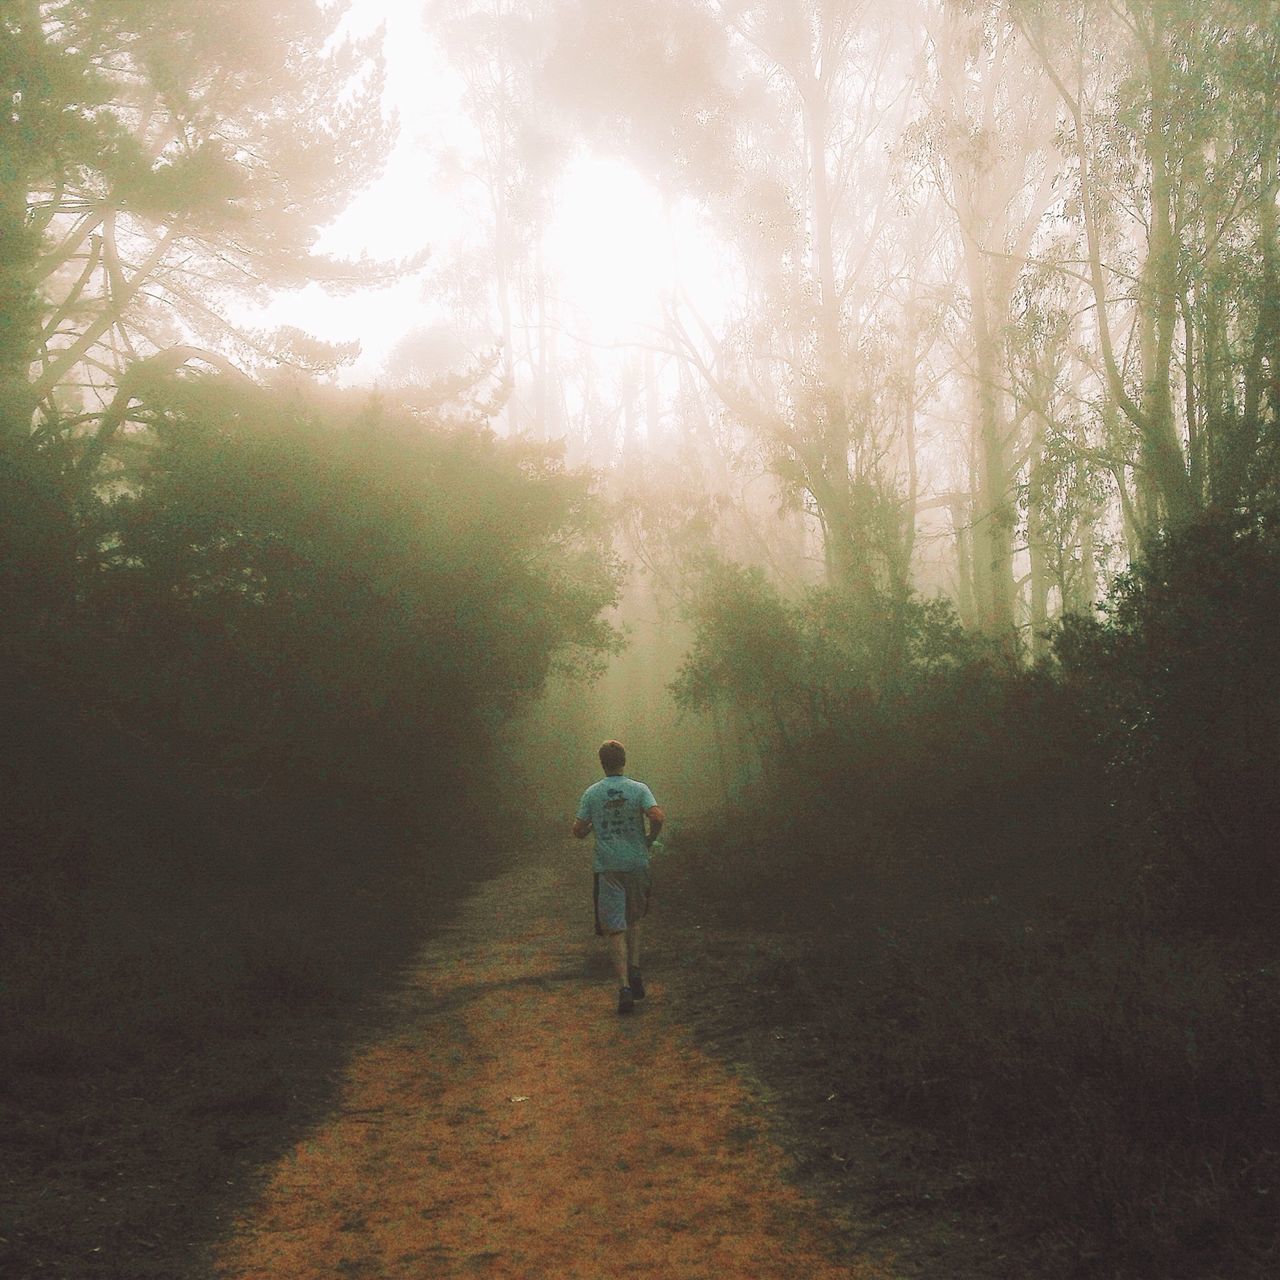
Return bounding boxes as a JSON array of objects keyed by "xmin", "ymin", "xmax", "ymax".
[
  {"xmin": 597, "ymin": 873, "xmax": 636, "ymax": 1013},
  {"xmin": 626, "ymin": 922, "xmax": 645, "ymax": 999},
  {"xmin": 606, "ymin": 930, "xmax": 628, "ymax": 987},
  {"xmin": 608, "ymin": 930, "xmax": 635, "ymax": 1013}
]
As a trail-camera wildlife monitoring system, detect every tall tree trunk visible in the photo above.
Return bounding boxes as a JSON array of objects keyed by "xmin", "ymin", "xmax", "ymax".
[
  {"xmin": 0, "ymin": 173, "xmax": 36, "ymax": 442},
  {"xmin": 950, "ymin": 494, "xmax": 978, "ymax": 630},
  {"xmin": 1026, "ymin": 407, "xmax": 1050, "ymax": 659},
  {"xmin": 802, "ymin": 76, "xmax": 860, "ymax": 597},
  {"xmin": 960, "ymin": 225, "xmax": 1018, "ymax": 643},
  {"xmin": 1242, "ymin": 98, "xmax": 1278, "ymax": 462},
  {"xmin": 621, "ymin": 357, "xmax": 638, "ymax": 453},
  {"xmin": 533, "ymin": 238, "xmax": 549, "ymax": 439},
  {"xmin": 492, "ymin": 140, "xmax": 518, "ymax": 436},
  {"xmin": 1070, "ymin": 505, "xmax": 1099, "ymax": 615},
  {"xmin": 1138, "ymin": 7, "xmax": 1195, "ymax": 528},
  {"xmin": 901, "ymin": 290, "xmax": 923, "ymax": 576},
  {"xmin": 644, "ymin": 347, "xmax": 660, "ymax": 447},
  {"xmin": 1021, "ymin": 4, "xmax": 1193, "ymax": 542},
  {"xmin": 1, "ymin": 2, "xmax": 42, "ymax": 442}
]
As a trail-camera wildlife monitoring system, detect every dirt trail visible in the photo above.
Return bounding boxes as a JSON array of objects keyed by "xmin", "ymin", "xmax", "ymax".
[{"xmin": 215, "ymin": 843, "xmax": 897, "ymax": 1279}]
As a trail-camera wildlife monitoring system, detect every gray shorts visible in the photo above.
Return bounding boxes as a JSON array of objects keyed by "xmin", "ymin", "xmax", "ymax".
[{"xmin": 593, "ymin": 868, "xmax": 651, "ymax": 935}]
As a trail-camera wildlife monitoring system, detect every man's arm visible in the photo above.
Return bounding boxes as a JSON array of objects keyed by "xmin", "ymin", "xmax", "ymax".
[
  {"xmin": 571, "ymin": 818, "xmax": 592, "ymax": 839},
  {"xmin": 644, "ymin": 804, "xmax": 665, "ymax": 846}
]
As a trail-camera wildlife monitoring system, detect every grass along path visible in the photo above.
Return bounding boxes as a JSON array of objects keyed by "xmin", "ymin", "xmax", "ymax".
[{"xmin": 214, "ymin": 841, "xmax": 898, "ymax": 1279}]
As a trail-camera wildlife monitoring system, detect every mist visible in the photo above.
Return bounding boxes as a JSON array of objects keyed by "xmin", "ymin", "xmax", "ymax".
[{"xmin": 4, "ymin": 3, "xmax": 1279, "ymax": 1277}]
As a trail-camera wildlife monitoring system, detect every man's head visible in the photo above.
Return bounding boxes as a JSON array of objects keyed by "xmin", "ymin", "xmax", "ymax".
[{"xmin": 598, "ymin": 740, "xmax": 626, "ymax": 774}]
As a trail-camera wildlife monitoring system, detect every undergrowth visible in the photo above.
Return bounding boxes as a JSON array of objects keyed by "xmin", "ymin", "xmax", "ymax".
[{"xmin": 665, "ymin": 510, "xmax": 1280, "ymax": 1279}]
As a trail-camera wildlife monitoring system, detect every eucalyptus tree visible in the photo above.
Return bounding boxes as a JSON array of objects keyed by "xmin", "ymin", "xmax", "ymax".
[
  {"xmin": 1175, "ymin": 4, "xmax": 1280, "ymax": 508},
  {"xmin": 546, "ymin": 0, "xmax": 933, "ymax": 601},
  {"xmin": 1007, "ymin": 256, "xmax": 1117, "ymax": 646},
  {"xmin": 1011, "ymin": 0, "xmax": 1279, "ymax": 536},
  {"xmin": 915, "ymin": 0, "xmax": 1060, "ymax": 643},
  {"xmin": 718, "ymin": 1, "xmax": 934, "ymax": 600},
  {"xmin": 423, "ymin": 0, "xmax": 571, "ymax": 439}
]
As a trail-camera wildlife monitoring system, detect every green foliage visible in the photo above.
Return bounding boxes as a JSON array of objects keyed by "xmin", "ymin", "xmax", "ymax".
[
  {"xmin": 0, "ymin": 432, "xmax": 75, "ymax": 626},
  {"xmin": 2, "ymin": 373, "xmax": 621, "ymax": 914},
  {"xmin": 670, "ymin": 559, "xmax": 803, "ymax": 743},
  {"xmin": 543, "ymin": 0, "xmax": 740, "ymax": 197},
  {"xmin": 0, "ymin": 368, "xmax": 622, "ymax": 1276},
  {"xmin": 5, "ymin": 0, "xmax": 397, "ymax": 426},
  {"xmin": 1056, "ymin": 504, "xmax": 1280, "ymax": 921},
  {"xmin": 671, "ymin": 557, "xmax": 980, "ymax": 754},
  {"xmin": 668, "ymin": 511, "xmax": 1280, "ymax": 1277},
  {"xmin": 68, "ymin": 377, "xmax": 621, "ymax": 809}
]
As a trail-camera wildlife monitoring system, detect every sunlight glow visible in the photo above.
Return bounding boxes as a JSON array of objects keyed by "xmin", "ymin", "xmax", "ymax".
[
  {"xmin": 240, "ymin": 2, "xmax": 733, "ymax": 385},
  {"xmin": 543, "ymin": 157, "xmax": 678, "ymax": 341}
]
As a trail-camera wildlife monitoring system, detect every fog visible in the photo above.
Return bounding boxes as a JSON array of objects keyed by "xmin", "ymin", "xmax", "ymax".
[
  {"xmin": 5, "ymin": 3, "xmax": 1280, "ymax": 1277},
  {"xmin": 21, "ymin": 2, "xmax": 1276, "ymax": 697},
  {"xmin": 264, "ymin": 0, "xmax": 1277, "ymax": 691}
]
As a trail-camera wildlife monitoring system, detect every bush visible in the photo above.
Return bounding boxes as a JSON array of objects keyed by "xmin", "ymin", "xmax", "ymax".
[
  {"xmin": 0, "ymin": 378, "xmax": 622, "ymax": 1276},
  {"xmin": 673, "ymin": 565, "xmax": 1108, "ymax": 918},
  {"xmin": 3, "ymin": 377, "xmax": 621, "ymax": 1030},
  {"xmin": 669, "ymin": 530, "xmax": 1280, "ymax": 1277},
  {"xmin": 1057, "ymin": 505, "xmax": 1280, "ymax": 925}
]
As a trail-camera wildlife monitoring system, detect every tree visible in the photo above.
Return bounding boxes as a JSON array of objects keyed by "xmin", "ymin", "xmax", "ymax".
[
  {"xmin": 920, "ymin": 1, "xmax": 1060, "ymax": 644},
  {"xmin": 1011, "ymin": 0, "xmax": 1279, "ymax": 537},
  {"xmin": 84, "ymin": 376, "xmax": 620, "ymax": 798},
  {"xmin": 1006, "ymin": 258, "xmax": 1115, "ymax": 644},
  {"xmin": 424, "ymin": 0, "xmax": 571, "ymax": 439},
  {"xmin": 547, "ymin": 0, "xmax": 932, "ymax": 600},
  {"xmin": 5, "ymin": 1, "xmax": 395, "ymax": 476}
]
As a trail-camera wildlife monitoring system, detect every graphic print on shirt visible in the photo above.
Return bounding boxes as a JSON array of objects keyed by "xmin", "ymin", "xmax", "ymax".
[{"xmin": 601, "ymin": 789, "xmax": 632, "ymax": 838}]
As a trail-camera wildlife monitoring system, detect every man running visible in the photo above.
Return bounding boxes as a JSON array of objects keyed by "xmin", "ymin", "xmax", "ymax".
[{"xmin": 572, "ymin": 740, "xmax": 664, "ymax": 1015}]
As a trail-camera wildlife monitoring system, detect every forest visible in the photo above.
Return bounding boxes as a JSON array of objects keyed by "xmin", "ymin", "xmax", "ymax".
[{"xmin": 2, "ymin": 2, "xmax": 1278, "ymax": 1277}]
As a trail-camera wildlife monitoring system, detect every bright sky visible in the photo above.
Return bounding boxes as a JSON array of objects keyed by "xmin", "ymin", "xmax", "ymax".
[
  {"xmin": 247, "ymin": 1, "xmax": 731, "ymax": 387},
  {"xmin": 542, "ymin": 154, "xmax": 732, "ymax": 345}
]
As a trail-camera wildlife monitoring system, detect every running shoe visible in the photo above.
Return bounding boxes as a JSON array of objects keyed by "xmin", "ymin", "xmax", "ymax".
[{"xmin": 617, "ymin": 985, "xmax": 635, "ymax": 1015}]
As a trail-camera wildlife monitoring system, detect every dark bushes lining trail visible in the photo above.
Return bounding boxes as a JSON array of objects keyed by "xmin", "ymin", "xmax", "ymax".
[
  {"xmin": 667, "ymin": 506, "xmax": 1280, "ymax": 1280},
  {"xmin": 0, "ymin": 383, "xmax": 619, "ymax": 1278}
]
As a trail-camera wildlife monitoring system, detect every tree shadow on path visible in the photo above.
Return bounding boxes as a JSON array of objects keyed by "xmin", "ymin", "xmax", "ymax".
[{"xmin": 212, "ymin": 843, "xmax": 900, "ymax": 1280}]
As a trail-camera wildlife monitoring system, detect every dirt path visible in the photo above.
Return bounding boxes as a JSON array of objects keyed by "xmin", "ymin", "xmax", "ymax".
[{"xmin": 214, "ymin": 843, "xmax": 898, "ymax": 1279}]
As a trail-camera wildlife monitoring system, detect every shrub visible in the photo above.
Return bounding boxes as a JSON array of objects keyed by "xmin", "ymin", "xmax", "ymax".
[
  {"xmin": 669, "ymin": 528, "xmax": 1280, "ymax": 1276},
  {"xmin": 1057, "ymin": 504, "xmax": 1280, "ymax": 924},
  {"xmin": 0, "ymin": 378, "xmax": 623, "ymax": 1278}
]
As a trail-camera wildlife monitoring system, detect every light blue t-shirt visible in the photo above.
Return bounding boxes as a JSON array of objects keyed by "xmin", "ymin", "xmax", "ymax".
[{"xmin": 576, "ymin": 774, "xmax": 658, "ymax": 873}]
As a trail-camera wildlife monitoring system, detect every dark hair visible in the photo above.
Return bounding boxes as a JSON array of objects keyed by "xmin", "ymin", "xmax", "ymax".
[{"xmin": 598, "ymin": 740, "xmax": 626, "ymax": 772}]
